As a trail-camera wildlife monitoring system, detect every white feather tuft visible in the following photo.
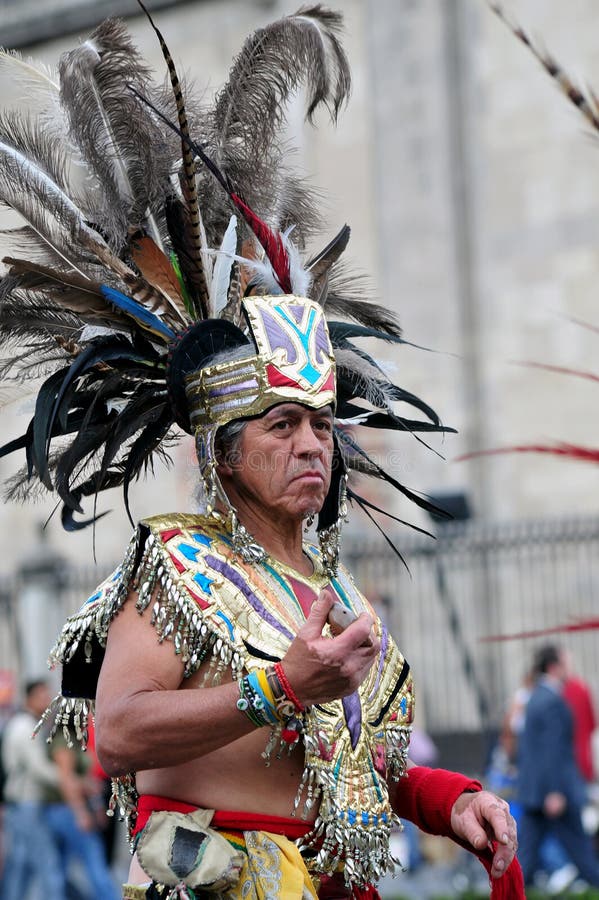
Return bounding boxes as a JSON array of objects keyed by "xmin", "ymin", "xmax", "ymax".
[
  {"xmin": 282, "ymin": 226, "xmax": 312, "ymax": 297},
  {"xmin": 229, "ymin": 251, "xmax": 282, "ymax": 295},
  {"xmin": 0, "ymin": 49, "xmax": 60, "ymax": 111},
  {"xmin": 335, "ymin": 411, "xmax": 374, "ymax": 425},
  {"xmin": 212, "ymin": 215, "xmax": 238, "ymax": 313}
]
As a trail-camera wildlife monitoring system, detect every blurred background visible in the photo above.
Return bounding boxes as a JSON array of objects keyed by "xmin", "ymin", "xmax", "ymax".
[{"xmin": 2, "ymin": 0, "xmax": 599, "ymax": 895}]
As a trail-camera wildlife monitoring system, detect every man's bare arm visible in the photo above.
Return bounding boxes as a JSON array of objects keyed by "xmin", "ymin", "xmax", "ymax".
[
  {"xmin": 95, "ymin": 594, "xmax": 253, "ymax": 775},
  {"xmin": 95, "ymin": 589, "xmax": 379, "ymax": 776}
]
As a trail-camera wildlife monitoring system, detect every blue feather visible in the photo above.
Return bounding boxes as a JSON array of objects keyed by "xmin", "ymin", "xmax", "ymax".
[{"xmin": 100, "ymin": 285, "xmax": 176, "ymax": 339}]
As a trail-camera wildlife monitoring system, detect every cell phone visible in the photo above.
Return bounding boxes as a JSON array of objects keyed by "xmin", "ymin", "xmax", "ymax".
[{"xmin": 327, "ymin": 602, "xmax": 358, "ymax": 634}]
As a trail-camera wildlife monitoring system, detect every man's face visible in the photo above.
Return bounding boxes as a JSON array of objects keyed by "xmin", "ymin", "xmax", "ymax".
[{"xmin": 219, "ymin": 403, "xmax": 334, "ymax": 523}]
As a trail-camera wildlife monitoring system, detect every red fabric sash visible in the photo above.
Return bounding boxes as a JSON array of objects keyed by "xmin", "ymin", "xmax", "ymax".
[
  {"xmin": 133, "ymin": 795, "xmax": 380, "ymax": 898},
  {"xmin": 133, "ymin": 794, "xmax": 313, "ymax": 838}
]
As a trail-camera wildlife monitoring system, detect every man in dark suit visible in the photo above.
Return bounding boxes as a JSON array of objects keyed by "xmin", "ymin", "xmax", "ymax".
[{"xmin": 518, "ymin": 644, "xmax": 599, "ymax": 887}]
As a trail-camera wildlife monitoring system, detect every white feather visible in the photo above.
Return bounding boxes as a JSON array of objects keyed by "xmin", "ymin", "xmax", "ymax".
[
  {"xmin": 197, "ymin": 192, "xmax": 213, "ymax": 301},
  {"xmin": 282, "ymin": 227, "xmax": 311, "ymax": 297},
  {"xmin": 0, "ymin": 52, "xmax": 94, "ymax": 203},
  {"xmin": 229, "ymin": 252, "xmax": 281, "ymax": 295},
  {"xmin": 0, "ymin": 139, "xmax": 132, "ymax": 281},
  {"xmin": 225, "ymin": 228, "xmax": 312, "ymax": 297},
  {"xmin": 79, "ymin": 324, "xmax": 122, "ymax": 341},
  {"xmin": 0, "ymin": 49, "xmax": 60, "ymax": 114},
  {"xmin": 0, "ymin": 139, "xmax": 90, "ymax": 277},
  {"xmin": 335, "ymin": 411, "xmax": 374, "ymax": 425},
  {"xmin": 212, "ymin": 215, "xmax": 237, "ymax": 313},
  {"xmin": 61, "ymin": 40, "xmax": 164, "ymax": 249}
]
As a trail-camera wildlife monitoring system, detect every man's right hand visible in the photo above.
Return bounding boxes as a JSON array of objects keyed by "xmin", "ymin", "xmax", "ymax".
[{"xmin": 281, "ymin": 589, "xmax": 380, "ymax": 707}]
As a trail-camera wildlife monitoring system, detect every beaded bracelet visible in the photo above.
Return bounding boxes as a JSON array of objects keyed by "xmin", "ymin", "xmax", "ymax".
[
  {"xmin": 265, "ymin": 668, "xmax": 296, "ymax": 720},
  {"xmin": 246, "ymin": 670, "xmax": 279, "ymax": 725},
  {"xmin": 237, "ymin": 674, "xmax": 273, "ymax": 727},
  {"xmin": 236, "ymin": 665, "xmax": 305, "ymax": 737},
  {"xmin": 255, "ymin": 668, "xmax": 278, "ymax": 714}
]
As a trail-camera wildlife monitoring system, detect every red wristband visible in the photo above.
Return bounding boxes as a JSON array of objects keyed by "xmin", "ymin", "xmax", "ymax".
[
  {"xmin": 273, "ymin": 662, "xmax": 305, "ymax": 713},
  {"xmin": 393, "ymin": 765, "xmax": 482, "ymax": 837}
]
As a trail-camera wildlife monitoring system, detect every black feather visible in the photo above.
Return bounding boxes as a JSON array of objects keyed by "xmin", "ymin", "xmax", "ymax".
[
  {"xmin": 346, "ymin": 487, "xmax": 435, "ymax": 538},
  {"xmin": 45, "ymin": 337, "xmax": 147, "ymax": 466},
  {"xmin": 123, "ymin": 409, "xmax": 173, "ymax": 525},
  {"xmin": 338, "ymin": 429, "xmax": 452, "ymax": 519},
  {"xmin": 335, "ymin": 366, "xmax": 442, "ymax": 427},
  {"xmin": 32, "ymin": 367, "xmax": 71, "ymax": 488},
  {"xmin": 328, "ymin": 321, "xmax": 405, "ymax": 345},
  {"xmin": 0, "ymin": 432, "xmax": 30, "ymax": 459},
  {"xmin": 55, "ymin": 420, "xmax": 115, "ymax": 512},
  {"xmin": 337, "ymin": 403, "xmax": 455, "ymax": 435},
  {"xmin": 97, "ymin": 393, "xmax": 167, "ymax": 487},
  {"xmin": 347, "ymin": 490, "xmax": 411, "ymax": 574}
]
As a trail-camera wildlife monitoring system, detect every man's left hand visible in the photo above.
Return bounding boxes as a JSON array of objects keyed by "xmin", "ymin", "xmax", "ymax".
[{"xmin": 450, "ymin": 790, "xmax": 518, "ymax": 879}]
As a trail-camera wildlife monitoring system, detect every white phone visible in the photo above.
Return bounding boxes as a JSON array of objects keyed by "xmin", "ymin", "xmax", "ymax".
[{"xmin": 327, "ymin": 602, "xmax": 358, "ymax": 634}]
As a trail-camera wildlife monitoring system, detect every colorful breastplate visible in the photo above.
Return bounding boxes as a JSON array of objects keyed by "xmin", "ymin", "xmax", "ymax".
[{"xmin": 46, "ymin": 513, "xmax": 414, "ymax": 888}]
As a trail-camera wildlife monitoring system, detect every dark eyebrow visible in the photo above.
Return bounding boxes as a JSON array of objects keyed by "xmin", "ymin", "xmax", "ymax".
[
  {"xmin": 263, "ymin": 404, "xmax": 300, "ymax": 421},
  {"xmin": 264, "ymin": 404, "xmax": 334, "ymax": 422}
]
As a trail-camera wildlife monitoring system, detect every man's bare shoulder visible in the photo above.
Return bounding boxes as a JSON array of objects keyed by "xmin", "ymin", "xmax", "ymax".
[{"xmin": 101, "ymin": 589, "xmax": 187, "ymax": 685}]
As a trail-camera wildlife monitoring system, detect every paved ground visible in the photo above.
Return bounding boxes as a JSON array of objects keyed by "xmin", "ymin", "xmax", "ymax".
[{"xmin": 379, "ymin": 856, "xmax": 491, "ymax": 899}]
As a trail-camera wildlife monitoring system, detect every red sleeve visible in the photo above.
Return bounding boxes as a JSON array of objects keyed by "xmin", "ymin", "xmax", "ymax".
[
  {"xmin": 392, "ymin": 766, "xmax": 526, "ymax": 900},
  {"xmin": 392, "ymin": 765, "xmax": 482, "ymax": 836}
]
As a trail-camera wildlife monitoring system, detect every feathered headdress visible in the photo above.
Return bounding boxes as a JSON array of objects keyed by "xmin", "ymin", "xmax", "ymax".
[{"xmin": 0, "ymin": 3, "xmax": 452, "ymax": 571}]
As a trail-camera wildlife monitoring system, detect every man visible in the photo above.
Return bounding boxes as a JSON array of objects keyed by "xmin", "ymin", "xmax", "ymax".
[
  {"xmin": 90, "ymin": 382, "xmax": 519, "ymax": 897},
  {"xmin": 1, "ymin": 680, "xmax": 65, "ymax": 900},
  {"xmin": 0, "ymin": 7, "xmax": 521, "ymax": 898},
  {"xmin": 518, "ymin": 644, "xmax": 599, "ymax": 888}
]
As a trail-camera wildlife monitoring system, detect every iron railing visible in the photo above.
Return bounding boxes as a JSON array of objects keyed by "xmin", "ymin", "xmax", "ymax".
[{"xmin": 344, "ymin": 515, "xmax": 599, "ymax": 770}]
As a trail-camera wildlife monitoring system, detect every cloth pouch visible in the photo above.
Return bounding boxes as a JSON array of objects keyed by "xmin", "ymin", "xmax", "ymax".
[{"xmin": 136, "ymin": 808, "xmax": 244, "ymax": 892}]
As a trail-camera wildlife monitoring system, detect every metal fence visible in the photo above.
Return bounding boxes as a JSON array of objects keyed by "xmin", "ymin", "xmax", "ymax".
[
  {"xmin": 344, "ymin": 515, "xmax": 599, "ymax": 771},
  {"xmin": 2, "ymin": 514, "xmax": 599, "ymax": 773}
]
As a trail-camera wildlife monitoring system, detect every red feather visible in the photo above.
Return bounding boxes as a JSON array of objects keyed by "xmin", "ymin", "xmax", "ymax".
[
  {"xmin": 481, "ymin": 618, "xmax": 599, "ymax": 642},
  {"xmin": 457, "ymin": 443, "xmax": 599, "ymax": 465},
  {"xmin": 229, "ymin": 193, "xmax": 291, "ymax": 293},
  {"xmin": 514, "ymin": 360, "xmax": 599, "ymax": 384},
  {"xmin": 128, "ymin": 85, "xmax": 293, "ymax": 294}
]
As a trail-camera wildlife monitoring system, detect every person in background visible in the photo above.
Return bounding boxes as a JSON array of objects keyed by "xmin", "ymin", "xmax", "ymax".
[
  {"xmin": 562, "ymin": 650, "xmax": 597, "ymax": 786},
  {"xmin": 44, "ymin": 732, "xmax": 120, "ymax": 900},
  {"xmin": 517, "ymin": 644, "xmax": 599, "ymax": 889},
  {"xmin": 86, "ymin": 717, "xmax": 118, "ymax": 868},
  {"xmin": 399, "ymin": 726, "xmax": 439, "ymax": 872},
  {"xmin": 0, "ymin": 679, "xmax": 65, "ymax": 900}
]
